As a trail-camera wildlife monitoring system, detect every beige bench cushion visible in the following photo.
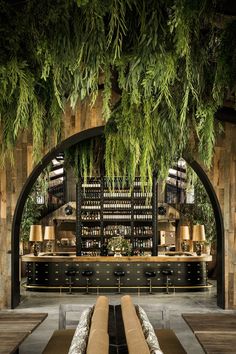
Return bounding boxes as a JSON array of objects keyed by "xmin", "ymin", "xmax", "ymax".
[
  {"xmin": 121, "ymin": 295, "xmax": 150, "ymax": 354},
  {"xmin": 86, "ymin": 329, "xmax": 109, "ymax": 354},
  {"xmin": 42, "ymin": 329, "xmax": 75, "ymax": 354},
  {"xmin": 90, "ymin": 307, "xmax": 109, "ymax": 332},
  {"xmin": 87, "ymin": 296, "xmax": 109, "ymax": 353},
  {"xmin": 126, "ymin": 328, "xmax": 150, "ymax": 354},
  {"xmin": 93, "ymin": 295, "xmax": 109, "ymax": 309}
]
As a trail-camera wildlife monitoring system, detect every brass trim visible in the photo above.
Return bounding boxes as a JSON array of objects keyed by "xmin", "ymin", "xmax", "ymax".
[{"xmin": 23, "ymin": 283, "xmax": 213, "ymax": 290}]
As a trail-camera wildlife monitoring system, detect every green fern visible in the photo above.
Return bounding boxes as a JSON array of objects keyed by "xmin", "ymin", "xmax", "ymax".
[{"xmin": 0, "ymin": 0, "xmax": 233, "ymax": 182}]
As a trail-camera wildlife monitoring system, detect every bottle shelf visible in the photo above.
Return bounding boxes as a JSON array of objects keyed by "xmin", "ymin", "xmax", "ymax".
[
  {"xmin": 81, "ymin": 235, "xmax": 101, "ymax": 238},
  {"xmin": 77, "ymin": 176, "xmax": 157, "ymax": 255},
  {"xmin": 133, "ymin": 235, "xmax": 153, "ymax": 238},
  {"xmin": 81, "ymin": 207, "xmax": 101, "ymax": 211},
  {"xmin": 103, "ymin": 208, "xmax": 131, "ymax": 211},
  {"xmin": 103, "ymin": 196, "xmax": 132, "ymax": 200},
  {"xmin": 104, "ymin": 234, "xmax": 132, "ymax": 238},
  {"xmin": 82, "ymin": 184, "xmax": 101, "ymax": 188}
]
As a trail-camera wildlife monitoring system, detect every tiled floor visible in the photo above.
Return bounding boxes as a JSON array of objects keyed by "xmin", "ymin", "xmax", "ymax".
[{"xmin": 15, "ymin": 282, "xmax": 231, "ymax": 354}]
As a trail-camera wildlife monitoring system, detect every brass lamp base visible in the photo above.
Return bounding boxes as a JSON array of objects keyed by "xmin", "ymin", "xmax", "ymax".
[
  {"xmin": 195, "ymin": 242, "xmax": 202, "ymax": 256},
  {"xmin": 32, "ymin": 242, "xmax": 40, "ymax": 256},
  {"xmin": 181, "ymin": 240, "xmax": 190, "ymax": 252}
]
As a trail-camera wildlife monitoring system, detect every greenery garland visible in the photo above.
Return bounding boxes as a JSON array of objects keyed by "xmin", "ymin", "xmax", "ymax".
[{"xmin": 0, "ymin": 0, "xmax": 235, "ymax": 184}]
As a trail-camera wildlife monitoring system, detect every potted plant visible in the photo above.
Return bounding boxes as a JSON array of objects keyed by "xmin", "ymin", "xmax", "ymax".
[{"xmin": 107, "ymin": 236, "xmax": 132, "ymax": 256}]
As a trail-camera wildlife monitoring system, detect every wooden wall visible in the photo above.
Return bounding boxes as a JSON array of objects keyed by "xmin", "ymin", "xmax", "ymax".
[
  {"xmin": 0, "ymin": 93, "xmax": 105, "ymax": 308},
  {"xmin": 0, "ymin": 92, "xmax": 235, "ymax": 308},
  {"xmin": 207, "ymin": 122, "xmax": 236, "ymax": 309}
]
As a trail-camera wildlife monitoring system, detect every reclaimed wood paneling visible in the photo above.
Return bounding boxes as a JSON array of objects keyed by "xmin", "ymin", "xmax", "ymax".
[
  {"xmin": 207, "ymin": 123, "xmax": 236, "ymax": 309},
  {"xmin": 0, "ymin": 94, "xmax": 105, "ymax": 308}
]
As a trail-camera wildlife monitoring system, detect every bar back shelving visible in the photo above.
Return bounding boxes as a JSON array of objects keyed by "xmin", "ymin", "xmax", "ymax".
[{"xmin": 76, "ymin": 176, "xmax": 157, "ymax": 256}]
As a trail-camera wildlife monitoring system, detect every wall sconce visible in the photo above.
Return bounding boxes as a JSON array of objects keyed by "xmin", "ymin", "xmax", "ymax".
[
  {"xmin": 192, "ymin": 224, "xmax": 206, "ymax": 256},
  {"xmin": 179, "ymin": 225, "xmax": 190, "ymax": 252},
  {"xmin": 44, "ymin": 226, "xmax": 55, "ymax": 253},
  {"xmin": 29, "ymin": 225, "xmax": 43, "ymax": 256}
]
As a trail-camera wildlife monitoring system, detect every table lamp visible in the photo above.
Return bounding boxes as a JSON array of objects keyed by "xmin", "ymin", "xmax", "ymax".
[
  {"xmin": 29, "ymin": 225, "xmax": 43, "ymax": 256},
  {"xmin": 192, "ymin": 224, "xmax": 206, "ymax": 256},
  {"xmin": 44, "ymin": 226, "xmax": 55, "ymax": 252},
  {"xmin": 179, "ymin": 225, "xmax": 190, "ymax": 252}
]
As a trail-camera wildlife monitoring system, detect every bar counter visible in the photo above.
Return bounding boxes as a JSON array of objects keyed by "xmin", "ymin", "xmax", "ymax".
[
  {"xmin": 22, "ymin": 253, "xmax": 212, "ymax": 262},
  {"xmin": 22, "ymin": 253, "xmax": 212, "ymax": 292}
]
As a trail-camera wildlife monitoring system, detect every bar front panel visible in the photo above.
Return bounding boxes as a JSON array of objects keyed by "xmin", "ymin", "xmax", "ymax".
[{"xmin": 24, "ymin": 256, "xmax": 211, "ymax": 292}]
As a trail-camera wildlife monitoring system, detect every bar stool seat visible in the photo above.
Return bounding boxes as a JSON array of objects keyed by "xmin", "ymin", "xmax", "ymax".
[
  {"xmin": 81, "ymin": 270, "xmax": 93, "ymax": 293},
  {"xmin": 114, "ymin": 270, "xmax": 125, "ymax": 293},
  {"xmin": 162, "ymin": 269, "xmax": 174, "ymax": 294},
  {"xmin": 65, "ymin": 267, "xmax": 77, "ymax": 294},
  {"xmin": 145, "ymin": 271, "xmax": 156, "ymax": 294},
  {"xmin": 145, "ymin": 271, "xmax": 156, "ymax": 278}
]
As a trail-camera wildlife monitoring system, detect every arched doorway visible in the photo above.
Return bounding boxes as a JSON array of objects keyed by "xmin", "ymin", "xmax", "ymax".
[{"xmin": 11, "ymin": 126, "xmax": 224, "ymax": 308}]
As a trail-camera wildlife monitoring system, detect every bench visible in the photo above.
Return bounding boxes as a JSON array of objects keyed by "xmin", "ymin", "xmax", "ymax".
[
  {"xmin": 121, "ymin": 295, "xmax": 186, "ymax": 354},
  {"xmin": 43, "ymin": 296, "xmax": 109, "ymax": 354},
  {"xmin": 43, "ymin": 296, "xmax": 186, "ymax": 354}
]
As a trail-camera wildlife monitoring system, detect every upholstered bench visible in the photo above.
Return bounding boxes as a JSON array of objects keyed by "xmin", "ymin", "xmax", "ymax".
[
  {"xmin": 43, "ymin": 296, "xmax": 186, "ymax": 354},
  {"xmin": 121, "ymin": 295, "xmax": 186, "ymax": 354},
  {"xmin": 43, "ymin": 296, "xmax": 109, "ymax": 354}
]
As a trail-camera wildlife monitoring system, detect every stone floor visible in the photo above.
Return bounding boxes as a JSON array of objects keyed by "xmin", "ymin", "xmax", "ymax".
[{"xmin": 14, "ymin": 282, "xmax": 232, "ymax": 354}]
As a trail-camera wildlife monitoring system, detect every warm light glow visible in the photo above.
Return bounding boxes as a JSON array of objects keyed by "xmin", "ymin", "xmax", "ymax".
[
  {"xmin": 29, "ymin": 225, "xmax": 43, "ymax": 242},
  {"xmin": 179, "ymin": 225, "xmax": 190, "ymax": 240},
  {"xmin": 44, "ymin": 226, "xmax": 55, "ymax": 240},
  {"xmin": 192, "ymin": 224, "xmax": 206, "ymax": 242}
]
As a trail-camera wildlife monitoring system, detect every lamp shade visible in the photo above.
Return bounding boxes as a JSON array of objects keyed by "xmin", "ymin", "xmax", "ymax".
[
  {"xmin": 192, "ymin": 224, "xmax": 206, "ymax": 242},
  {"xmin": 44, "ymin": 226, "xmax": 55, "ymax": 241},
  {"xmin": 29, "ymin": 225, "xmax": 43, "ymax": 242},
  {"xmin": 44, "ymin": 226, "xmax": 55, "ymax": 240},
  {"xmin": 179, "ymin": 225, "xmax": 190, "ymax": 240}
]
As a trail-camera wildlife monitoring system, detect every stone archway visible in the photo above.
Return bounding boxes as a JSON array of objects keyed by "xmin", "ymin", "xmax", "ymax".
[{"xmin": 11, "ymin": 126, "xmax": 224, "ymax": 308}]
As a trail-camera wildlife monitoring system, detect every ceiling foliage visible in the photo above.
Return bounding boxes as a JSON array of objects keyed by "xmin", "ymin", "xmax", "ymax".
[{"xmin": 0, "ymin": 0, "xmax": 235, "ymax": 185}]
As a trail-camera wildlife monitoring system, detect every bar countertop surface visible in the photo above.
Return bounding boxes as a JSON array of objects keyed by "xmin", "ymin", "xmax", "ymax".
[{"xmin": 22, "ymin": 253, "xmax": 212, "ymax": 262}]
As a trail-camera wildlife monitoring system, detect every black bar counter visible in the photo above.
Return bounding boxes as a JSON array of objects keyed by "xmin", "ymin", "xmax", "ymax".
[{"xmin": 22, "ymin": 253, "xmax": 212, "ymax": 292}]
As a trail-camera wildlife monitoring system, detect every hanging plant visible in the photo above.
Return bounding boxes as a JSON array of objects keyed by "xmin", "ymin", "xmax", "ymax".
[
  {"xmin": 64, "ymin": 137, "xmax": 104, "ymax": 182},
  {"xmin": 0, "ymin": 0, "xmax": 234, "ymax": 181},
  {"xmin": 20, "ymin": 171, "xmax": 49, "ymax": 242}
]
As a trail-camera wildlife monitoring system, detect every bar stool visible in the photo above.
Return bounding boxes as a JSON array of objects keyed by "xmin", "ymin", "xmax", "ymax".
[
  {"xmin": 65, "ymin": 267, "xmax": 76, "ymax": 294},
  {"xmin": 81, "ymin": 270, "xmax": 93, "ymax": 294},
  {"xmin": 144, "ymin": 271, "xmax": 156, "ymax": 294},
  {"xmin": 114, "ymin": 270, "xmax": 125, "ymax": 293},
  {"xmin": 162, "ymin": 269, "xmax": 174, "ymax": 294}
]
